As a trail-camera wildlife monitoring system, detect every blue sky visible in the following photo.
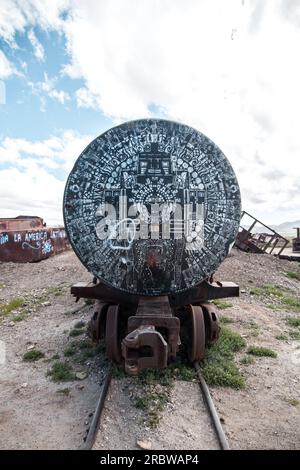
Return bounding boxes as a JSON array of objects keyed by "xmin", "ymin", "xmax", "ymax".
[
  {"xmin": 1, "ymin": 29, "xmax": 111, "ymax": 141},
  {"xmin": 0, "ymin": 0, "xmax": 299, "ymax": 225}
]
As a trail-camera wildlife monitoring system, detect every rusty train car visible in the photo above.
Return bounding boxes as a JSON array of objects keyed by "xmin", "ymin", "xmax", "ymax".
[
  {"xmin": 63, "ymin": 119, "xmax": 241, "ymax": 375},
  {"xmin": 0, "ymin": 215, "xmax": 69, "ymax": 263}
]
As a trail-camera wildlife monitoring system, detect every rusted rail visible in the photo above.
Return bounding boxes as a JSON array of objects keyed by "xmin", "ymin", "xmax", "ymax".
[
  {"xmin": 194, "ymin": 362, "xmax": 229, "ymax": 450},
  {"xmin": 83, "ymin": 362, "xmax": 228, "ymax": 450},
  {"xmin": 83, "ymin": 368, "xmax": 112, "ymax": 450}
]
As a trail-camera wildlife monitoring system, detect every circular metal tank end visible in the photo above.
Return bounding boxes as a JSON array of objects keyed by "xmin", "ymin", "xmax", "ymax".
[{"xmin": 63, "ymin": 119, "xmax": 241, "ymax": 295}]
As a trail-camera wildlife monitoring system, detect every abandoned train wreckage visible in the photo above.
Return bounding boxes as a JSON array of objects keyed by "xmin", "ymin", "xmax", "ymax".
[
  {"xmin": 63, "ymin": 118, "xmax": 241, "ymax": 375},
  {"xmin": 0, "ymin": 215, "xmax": 69, "ymax": 263}
]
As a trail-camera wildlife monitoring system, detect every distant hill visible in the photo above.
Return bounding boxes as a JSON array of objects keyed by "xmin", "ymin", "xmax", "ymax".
[
  {"xmin": 270, "ymin": 221, "xmax": 300, "ymax": 236},
  {"xmin": 243, "ymin": 220, "xmax": 300, "ymax": 237}
]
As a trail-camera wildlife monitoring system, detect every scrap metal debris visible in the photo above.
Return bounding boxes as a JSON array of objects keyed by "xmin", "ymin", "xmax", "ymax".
[
  {"xmin": 0, "ymin": 215, "xmax": 69, "ymax": 262},
  {"xmin": 235, "ymin": 211, "xmax": 289, "ymax": 256}
]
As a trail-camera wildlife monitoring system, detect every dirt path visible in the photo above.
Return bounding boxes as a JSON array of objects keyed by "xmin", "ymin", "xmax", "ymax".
[
  {"xmin": 0, "ymin": 248, "xmax": 299, "ymax": 449},
  {"xmin": 0, "ymin": 251, "xmax": 103, "ymax": 450},
  {"xmin": 210, "ymin": 297, "xmax": 300, "ymax": 449},
  {"xmin": 212, "ymin": 249, "xmax": 300, "ymax": 449}
]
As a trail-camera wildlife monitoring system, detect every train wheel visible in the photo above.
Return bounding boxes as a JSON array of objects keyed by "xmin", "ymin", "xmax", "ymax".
[
  {"xmin": 88, "ymin": 301, "xmax": 109, "ymax": 341},
  {"xmin": 105, "ymin": 304, "xmax": 122, "ymax": 363},
  {"xmin": 186, "ymin": 305, "xmax": 205, "ymax": 362},
  {"xmin": 201, "ymin": 303, "xmax": 220, "ymax": 343}
]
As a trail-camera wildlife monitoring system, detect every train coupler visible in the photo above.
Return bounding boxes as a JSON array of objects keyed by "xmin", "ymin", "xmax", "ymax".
[
  {"xmin": 122, "ymin": 325, "xmax": 168, "ymax": 375},
  {"xmin": 121, "ymin": 296, "xmax": 180, "ymax": 375}
]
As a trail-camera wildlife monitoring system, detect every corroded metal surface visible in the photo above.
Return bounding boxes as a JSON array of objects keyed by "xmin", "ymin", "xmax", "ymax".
[
  {"xmin": 105, "ymin": 304, "xmax": 122, "ymax": 362},
  {"xmin": 122, "ymin": 296, "xmax": 180, "ymax": 374},
  {"xmin": 122, "ymin": 325, "xmax": 169, "ymax": 375},
  {"xmin": 0, "ymin": 215, "xmax": 45, "ymax": 232},
  {"xmin": 185, "ymin": 305, "xmax": 206, "ymax": 362},
  {"xmin": 292, "ymin": 227, "xmax": 300, "ymax": 252},
  {"xmin": 70, "ymin": 279, "xmax": 239, "ymax": 307},
  {"xmin": 201, "ymin": 303, "xmax": 220, "ymax": 342},
  {"xmin": 235, "ymin": 210, "xmax": 289, "ymax": 256},
  {"xmin": 88, "ymin": 301, "xmax": 109, "ymax": 341},
  {"xmin": 0, "ymin": 217, "xmax": 69, "ymax": 263},
  {"xmin": 64, "ymin": 119, "xmax": 241, "ymax": 296}
]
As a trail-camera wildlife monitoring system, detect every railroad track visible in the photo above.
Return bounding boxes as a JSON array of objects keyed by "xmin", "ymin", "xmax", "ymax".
[
  {"xmin": 83, "ymin": 367, "xmax": 112, "ymax": 450},
  {"xmin": 193, "ymin": 362, "xmax": 229, "ymax": 450},
  {"xmin": 83, "ymin": 362, "xmax": 229, "ymax": 451}
]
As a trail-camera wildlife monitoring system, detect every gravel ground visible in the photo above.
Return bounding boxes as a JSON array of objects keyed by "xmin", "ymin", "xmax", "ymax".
[
  {"xmin": 212, "ymin": 249, "xmax": 300, "ymax": 449},
  {"xmin": 0, "ymin": 248, "xmax": 300, "ymax": 449},
  {"xmin": 0, "ymin": 251, "xmax": 104, "ymax": 450},
  {"xmin": 93, "ymin": 380, "xmax": 219, "ymax": 450}
]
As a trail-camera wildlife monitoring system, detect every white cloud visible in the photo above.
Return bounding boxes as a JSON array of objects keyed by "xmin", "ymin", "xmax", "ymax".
[
  {"xmin": 28, "ymin": 72, "xmax": 70, "ymax": 107},
  {"xmin": 0, "ymin": 50, "xmax": 14, "ymax": 78},
  {"xmin": 49, "ymin": 88, "xmax": 70, "ymax": 104},
  {"xmin": 75, "ymin": 86, "xmax": 100, "ymax": 110},
  {"xmin": 39, "ymin": 95, "xmax": 46, "ymax": 112},
  {"xmin": 61, "ymin": 0, "xmax": 300, "ymax": 222},
  {"xmin": 0, "ymin": 0, "xmax": 69, "ymax": 45},
  {"xmin": 28, "ymin": 29, "xmax": 45, "ymax": 61},
  {"xmin": 20, "ymin": 60, "xmax": 28, "ymax": 70},
  {"xmin": 0, "ymin": 0, "xmax": 300, "ymax": 223},
  {"xmin": 0, "ymin": 130, "xmax": 93, "ymax": 224},
  {"xmin": 0, "ymin": 129, "xmax": 92, "ymax": 170},
  {"xmin": 0, "ymin": 166, "xmax": 64, "ymax": 225}
]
